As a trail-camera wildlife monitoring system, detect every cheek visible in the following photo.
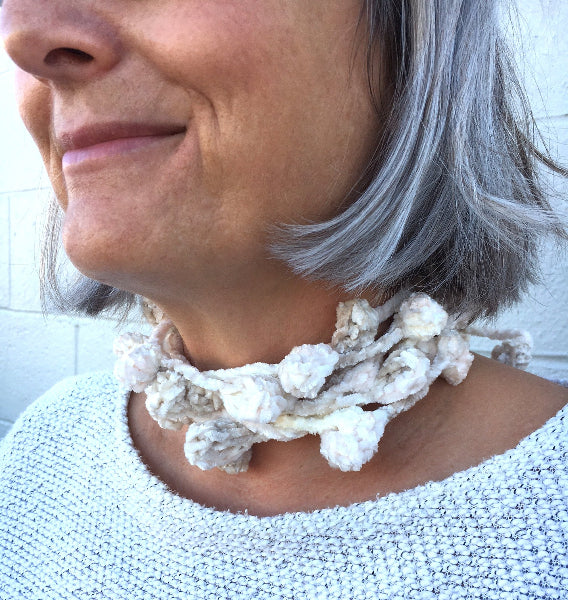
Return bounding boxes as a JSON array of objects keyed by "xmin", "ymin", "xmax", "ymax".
[
  {"xmin": 15, "ymin": 70, "xmax": 50, "ymax": 157},
  {"xmin": 15, "ymin": 71, "xmax": 68, "ymax": 205}
]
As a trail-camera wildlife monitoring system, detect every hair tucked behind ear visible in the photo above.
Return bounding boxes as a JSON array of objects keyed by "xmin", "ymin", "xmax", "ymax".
[{"xmin": 41, "ymin": 0, "xmax": 566, "ymax": 319}]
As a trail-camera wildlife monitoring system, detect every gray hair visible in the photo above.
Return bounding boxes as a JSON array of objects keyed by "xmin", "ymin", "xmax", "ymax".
[{"xmin": 42, "ymin": 0, "xmax": 566, "ymax": 319}]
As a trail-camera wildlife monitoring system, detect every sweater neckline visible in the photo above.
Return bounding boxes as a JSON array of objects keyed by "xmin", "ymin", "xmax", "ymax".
[{"xmin": 110, "ymin": 373, "xmax": 567, "ymax": 529}]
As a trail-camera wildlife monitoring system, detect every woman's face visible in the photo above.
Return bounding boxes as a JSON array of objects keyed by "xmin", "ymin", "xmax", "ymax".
[{"xmin": 1, "ymin": 0, "xmax": 380, "ymax": 300}]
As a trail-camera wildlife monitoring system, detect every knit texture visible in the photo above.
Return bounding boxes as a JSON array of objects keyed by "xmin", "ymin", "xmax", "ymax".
[{"xmin": 0, "ymin": 372, "xmax": 567, "ymax": 599}]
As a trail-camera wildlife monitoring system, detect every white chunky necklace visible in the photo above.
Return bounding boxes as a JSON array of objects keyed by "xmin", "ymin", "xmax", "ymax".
[{"xmin": 114, "ymin": 293, "xmax": 532, "ymax": 473}]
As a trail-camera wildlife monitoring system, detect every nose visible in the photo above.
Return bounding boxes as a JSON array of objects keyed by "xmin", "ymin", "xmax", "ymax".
[{"xmin": 0, "ymin": 0, "xmax": 122, "ymax": 84}]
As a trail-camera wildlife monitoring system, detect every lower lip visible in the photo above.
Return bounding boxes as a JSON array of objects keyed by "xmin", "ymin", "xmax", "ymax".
[{"xmin": 62, "ymin": 134, "xmax": 183, "ymax": 169}]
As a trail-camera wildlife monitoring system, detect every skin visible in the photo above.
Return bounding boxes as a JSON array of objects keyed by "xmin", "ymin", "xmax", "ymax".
[
  {"xmin": 2, "ymin": 0, "xmax": 567, "ymax": 516},
  {"xmin": 3, "ymin": 0, "xmax": 379, "ymax": 368}
]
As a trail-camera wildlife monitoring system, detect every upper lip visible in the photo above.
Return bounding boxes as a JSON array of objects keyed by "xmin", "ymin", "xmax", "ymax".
[{"xmin": 56, "ymin": 121, "xmax": 187, "ymax": 154}]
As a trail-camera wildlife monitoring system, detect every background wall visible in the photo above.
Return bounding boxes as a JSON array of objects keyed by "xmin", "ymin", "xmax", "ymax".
[{"xmin": 1, "ymin": 1, "xmax": 567, "ymax": 439}]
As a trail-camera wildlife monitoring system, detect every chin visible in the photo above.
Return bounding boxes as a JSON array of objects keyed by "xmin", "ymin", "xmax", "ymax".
[{"xmin": 62, "ymin": 216, "xmax": 134, "ymax": 285}]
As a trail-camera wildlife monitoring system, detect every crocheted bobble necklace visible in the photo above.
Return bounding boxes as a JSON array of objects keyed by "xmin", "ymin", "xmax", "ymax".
[{"xmin": 114, "ymin": 293, "xmax": 532, "ymax": 473}]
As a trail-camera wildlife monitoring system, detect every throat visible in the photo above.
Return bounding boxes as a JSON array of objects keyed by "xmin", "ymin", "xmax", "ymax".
[
  {"xmin": 127, "ymin": 357, "xmax": 568, "ymax": 517},
  {"xmin": 126, "ymin": 387, "xmax": 450, "ymax": 516}
]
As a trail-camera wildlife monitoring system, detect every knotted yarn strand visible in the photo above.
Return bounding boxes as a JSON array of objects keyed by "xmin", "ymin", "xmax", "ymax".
[{"xmin": 114, "ymin": 293, "xmax": 532, "ymax": 473}]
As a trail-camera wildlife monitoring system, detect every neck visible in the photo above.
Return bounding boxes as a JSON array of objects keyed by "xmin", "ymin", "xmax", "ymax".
[{"xmin": 146, "ymin": 273, "xmax": 364, "ymax": 370}]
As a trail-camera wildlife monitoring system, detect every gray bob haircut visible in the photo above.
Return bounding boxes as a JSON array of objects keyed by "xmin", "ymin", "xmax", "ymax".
[{"xmin": 42, "ymin": 0, "xmax": 566, "ymax": 319}]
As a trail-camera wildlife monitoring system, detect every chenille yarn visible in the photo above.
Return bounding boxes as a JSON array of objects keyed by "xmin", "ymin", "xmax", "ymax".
[{"xmin": 114, "ymin": 293, "xmax": 532, "ymax": 473}]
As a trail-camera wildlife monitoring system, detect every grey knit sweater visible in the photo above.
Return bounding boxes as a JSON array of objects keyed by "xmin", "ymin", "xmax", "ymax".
[{"xmin": 0, "ymin": 372, "xmax": 567, "ymax": 599}]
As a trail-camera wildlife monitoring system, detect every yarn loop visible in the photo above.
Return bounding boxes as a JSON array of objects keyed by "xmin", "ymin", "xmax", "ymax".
[{"xmin": 114, "ymin": 293, "xmax": 532, "ymax": 472}]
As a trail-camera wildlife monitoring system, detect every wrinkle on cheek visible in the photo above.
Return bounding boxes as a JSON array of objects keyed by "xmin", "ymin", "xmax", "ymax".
[
  {"xmin": 14, "ymin": 70, "xmax": 69, "ymax": 203},
  {"xmin": 15, "ymin": 70, "xmax": 51, "ymax": 147}
]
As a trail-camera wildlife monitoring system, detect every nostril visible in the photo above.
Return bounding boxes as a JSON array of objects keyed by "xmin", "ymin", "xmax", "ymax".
[{"xmin": 44, "ymin": 47, "xmax": 94, "ymax": 67}]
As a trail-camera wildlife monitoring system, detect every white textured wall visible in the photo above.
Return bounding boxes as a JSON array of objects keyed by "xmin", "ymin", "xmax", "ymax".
[{"xmin": 1, "ymin": 1, "xmax": 567, "ymax": 438}]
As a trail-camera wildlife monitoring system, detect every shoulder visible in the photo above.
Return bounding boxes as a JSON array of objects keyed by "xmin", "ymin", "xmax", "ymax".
[
  {"xmin": 442, "ymin": 355, "xmax": 568, "ymax": 488},
  {"xmin": 376, "ymin": 354, "xmax": 568, "ymax": 497},
  {"xmin": 8, "ymin": 371, "xmax": 121, "ymax": 424},
  {"xmin": 458, "ymin": 355, "xmax": 568, "ymax": 450},
  {"xmin": 34, "ymin": 370, "xmax": 121, "ymax": 406},
  {"xmin": 0, "ymin": 372, "xmax": 129, "ymax": 523},
  {"xmin": 0, "ymin": 371, "xmax": 126, "ymax": 467},
  {"xmin": 0, "ymin": 372, "xmax": 131, "ymax": 592},
  {"xmin": 435, "ymin": 354, "xmax": 568, "ymax": 457}
]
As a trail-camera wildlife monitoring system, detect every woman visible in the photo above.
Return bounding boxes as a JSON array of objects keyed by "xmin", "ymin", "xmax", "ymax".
[{"xmin": 1, "ymin": 0, "xmax": 567, "ymax": 597}]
